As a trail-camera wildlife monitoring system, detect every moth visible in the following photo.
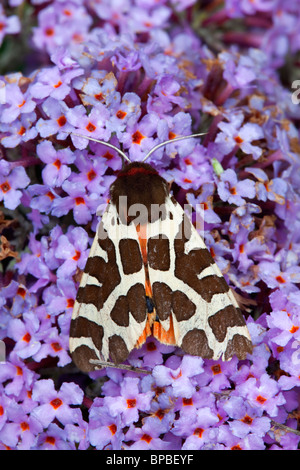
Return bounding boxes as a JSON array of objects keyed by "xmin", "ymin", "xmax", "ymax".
[{"xmin": 69, "ymin": 134, "xmax": 252, "ymax": 372}]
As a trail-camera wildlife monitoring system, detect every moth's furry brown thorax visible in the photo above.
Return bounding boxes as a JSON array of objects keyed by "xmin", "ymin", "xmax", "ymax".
[{"xmin": 110, "ymin": 162, "xmax": 169, "ymax": 224}]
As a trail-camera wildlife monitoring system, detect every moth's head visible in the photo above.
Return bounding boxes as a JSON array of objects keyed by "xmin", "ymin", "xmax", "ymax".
[
  {"xmin": 110, "ymin": 161, "xmax": 169, "ymax": 224},
  {"xmin": 117, "ymin": 161, "xmax": 159, "ymax": 178}
]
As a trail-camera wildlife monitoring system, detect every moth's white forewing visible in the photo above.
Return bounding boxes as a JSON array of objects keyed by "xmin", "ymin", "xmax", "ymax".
[{"xmin": 147, "ymin": 197, "xmax": 252, "ymax": 360}]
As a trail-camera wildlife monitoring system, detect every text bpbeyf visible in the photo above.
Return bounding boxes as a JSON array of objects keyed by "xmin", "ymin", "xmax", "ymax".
[{"xmin": 106, "ymin": 454, "xmax": 194, "ymax": 466}]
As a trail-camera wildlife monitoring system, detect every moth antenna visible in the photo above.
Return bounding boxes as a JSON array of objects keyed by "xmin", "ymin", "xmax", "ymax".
[
  {"xmin": 63, "ymin": 131, "xmax": 207, "ymax": 165},
  {"xmin": 142, "ymin": 132, "xmax": 207, "ymax": 163},
  {"xmin": 65, "ymin": 131, "xmax": 132, "ymax": 163}
]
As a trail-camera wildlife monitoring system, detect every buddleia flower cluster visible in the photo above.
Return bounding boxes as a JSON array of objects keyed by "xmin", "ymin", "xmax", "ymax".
[{"xmin": 0, "ymin": 0, "xmax": 300, "ymax": 450}]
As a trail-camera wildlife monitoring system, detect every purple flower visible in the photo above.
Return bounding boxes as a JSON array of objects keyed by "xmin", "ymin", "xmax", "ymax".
[
  {"xmin": 7, "ymin": 313, "xmax": 41, "ymax": 360},
  {"xmin": 126, "ymin": 5, "xmax": 171, "ymax": 35},
  {"xmin": 51, "ymin": 180, "xmax": 99, "ymax": 224},
  {"xmin": 222, "ymin": 396, "xmax": 271, "ymax": 438},
  {"xmin": 201, "ymin": 232, "xmax": 232, "ymax": 273},
  {"xmin": 0, "ymin": 164, "xmax": 30, "ymax": 210},
  {"xmin": 197, "ymin": 357, "xmax": 239, "ymax": 392},
  {"xmin": 217, "ymin": 168, "xmax": 256, "ymax": 206},
  {"xmin": 104, "ymin": 377, "xmax": 154, "ymax": 426},
  {"xmin": 65, "ymin": 418, "xmax": 89, "ymax": 450},
  {"xmin": 278, "ymin": 365, "xmax": 300, "ymax": 392},
  {"xmin": 129, "ymin": 337, "xmax": 175, "ymax": 369},
  {"xmin": 1, "ymin": 280, "xmax": 36, "ymax": 318},
  {"xmin": 238, "ymin": 0, "xmax": 276, "ymax": 15},
  {"xmin": 85, "ymin": 137, "xmax": 122, "ymax": 171},
  {"xmin": 245, "ymin": 167, "xmax": 288, "ymax": 205},
  {"xmin": 0, "ymin": 352, "xmax": 37, "ymax": 398},
  {"xmin": 54, "ymin": 226, "xmax": 89, "ymax": 278},
  {"xmin": 66, "ymin": 104, "xmax": 111, "ymax": 150},
  {"xmin": 145, "ymin": 395, "xmax": 176, "ymax": 435},
  {"xmin": 228, "ymin": 202, "xmax": 261, "ymax": 234},
  {"xmin": 36, "ymin": 423, "xmax": 74, "ymax": 450},
  {"xmin": 166, "ymin": 153, "xmax": 212, "ymax": 190},
  {"xmin": 28, "ymin": 184, "xmax": 58, "ymax": 215},
  {"xmin": 228, "ymin": 266, "xmax": 261, "ymax": 294},
  {"xmin": 35, "ymin": 97, "xmax": 74, "ymax": 139},
  {"xmin": 187, "ymin": 184, "xmax": 222, "ymax": 226},
  {"xmin": 216, "ymin": 113, "xmax": 263, "ymax": 160},
  {"xmin": 180, "ymin": 407, "xmax": 219, "ymax": 450},
  {"xmin": 31, "ymin": 379, "xmax": 83, "ymax": 428},
  {"xmin": 37, "ymin": 140, "xmax": 75, "ymax": 187},
  {"xmin": 0, "ymin": 404, "xmax": 43, "ymax": 450},
  {"xmin": 0, "ymin": 395, "xmax": 8, "ymax": 431},
  {"xmin": 155, "ymin": 112, "xmax": 194, "ymax": 157},
  {"xmin": 219, "ymin": 50, "xmax": 257, "ymax": 91},
  {"xmin": 172, "ymin": 395, "xmax": 218, "ymax": 436},
  {"xmin": 107, "ymin": 92, "xmax": 142, "ymax": 137},
  {"xmin": 112, "ymin": 48, "xmax": 142, "ymax": 73},
  {"xmin": 30, "ymin": 66, "xmax": 82, "ymax": 101},
  {"xmin": 16, "ymin": 233, "xmax": 55, "ymax": 292},
  {"xmin": 43, "ymin": 278, "xmax": 77, "ymax": 317},
  {"xmin": 0, "ymin": 112, "xmax": 38, "ymax": 148},
  {"xmin": 120, "ymin": 113, "xmax": 159, "ymax": 161},
  {"xmin": 124, "ymin": 418, "xmax": 171, "ymax": 450},
  {"xmin": 235, "ymin": 374, "xmax": 286, "ymax": 417},
  {"xmin": 32, "ymin": 3, "xmax": 92, "ymax": 55},
  {"xmin": 231, "ymin": 226, "xmax": 267, "ymax": 273},
  {"xmin": 149, "ymin": 76, "xmax": 186, "ymax": 114},
  {"xmin": 217, "ymin": 425, "xmax": 266, "ymax": 450},
  {"xmin": 75, "ymin": 71, "xmax": 119, "ymax": 108},
  {"xmin": 231, "ymin": 342, "xmax": 270, "ymax": 388},
  {"xmin": 275, "ymin": 183, "xmax": 300, "ymax": 227},
  {"xmin": 0, "ymin": 82, "xmax": 35, "ymax": 124},
  {"xmin": 269, "ymin": 431, "xmax": 300, "ymax": 450},
  {"xmin": 267, "ymin": 309, "xmax": 300, "ymax": 347},
  {"xmin": 258, "ymin": 261, "xmax": 300, "ymax": 289},
  {"xmin": 71, "ymin": 150, "xmax": 107, "ymax": 193},
  {"xmin": 0, "ymin": 6, "xmax": 20, "ymax": 45},
  {"xmin": 34, "ymin": 327, "xmax": 71, "ymax": 367},
  {"xmin": 153, "ymin": 356, "xmax": 204, "ymax": 398},
  {"xmin": 88, "ymin": 399, "xmax": 123, "ymax": 450},
  {"xmin": 99, "ymin": 368, "xmax": 123, "ymax": 397}
]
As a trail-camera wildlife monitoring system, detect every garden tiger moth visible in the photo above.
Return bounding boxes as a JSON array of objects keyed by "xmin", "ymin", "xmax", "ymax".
[{"xmin": 69, "ymin": 134, "xmax": 252, "ymax": 372}]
